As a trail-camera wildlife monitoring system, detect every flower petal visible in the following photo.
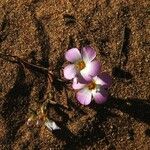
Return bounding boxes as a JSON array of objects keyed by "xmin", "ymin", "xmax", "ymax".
[
  {"xmin": 45, "ymin": 119, "xmax": 60, "ymax": 131},
  {"xmin": 63, "ymin": 64, "xmax": 77, "ymax": 80},
  {"xmin": 76, "ymin": 88, "xmax": 92, "ymax": 105},
  {"xmin": 65, "ymin": 48, "xmax": 81, "ymax": 63},
  {"xmin": 99, "ymin": 72, "xmax": 112, "ymax": 87},
  {"xmin": 94, "ymin": 73, "xmax": 111, "ymax": 88},
  {"xmin": 72, "ymin": 77, "xmax": 85, "ymax": 90},
  {"xmin": 93, "ymin": 88, "xmax": 108, "ymax": 104},
  {"xmin": 80, "ymin": 60, "xmax": 101, "ymax": 81},
  {"xmin": 82, "ymin": 46, "xmax": 96, "ymax": 62}
]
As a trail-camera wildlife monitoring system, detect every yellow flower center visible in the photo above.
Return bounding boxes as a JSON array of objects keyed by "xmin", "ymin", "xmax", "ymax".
[
  {"xmin": 87, "ymin": 81, "xmax": 96, "ymax": 90},
  {"xmin": 75, "ymin": 60, "xmax": 86, "ymax": 70}
]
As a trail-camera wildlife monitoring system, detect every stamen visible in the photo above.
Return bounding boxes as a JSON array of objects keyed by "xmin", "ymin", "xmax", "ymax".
[
  {"xmin": 75, "ymin": 60, "xmax": 86, "ymax": 70},
  {"xmin": 88, "ymin": 81, "xmax": 96, "ymax": 90}
]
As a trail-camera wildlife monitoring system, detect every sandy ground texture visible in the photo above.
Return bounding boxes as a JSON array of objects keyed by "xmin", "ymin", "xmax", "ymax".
[{"xmin": 0, "ymin": 0, "xmax": 150, "ymax": 149}]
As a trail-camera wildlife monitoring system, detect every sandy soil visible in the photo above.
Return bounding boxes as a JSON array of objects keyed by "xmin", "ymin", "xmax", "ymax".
[{"xmin": 0, "ymin": 0, "xmax": 150, "ymax": 149}]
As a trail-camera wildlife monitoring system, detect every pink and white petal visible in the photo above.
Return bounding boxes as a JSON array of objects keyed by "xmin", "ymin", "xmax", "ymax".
[
  {"xmin": 94, "ymin": 73, "xmax": 111, "ymax": 87},
  {"xmin": 80, "ymin": 61, "xmax": 101, "ymax": 81},
  {"xmin": 65, "ymin": 48, "xmax": 81, "ymax": 63},
  {"xmin": 76, "ymin": 88, "xmax": 92, "ymax": 105},
  {"xmin": 99, "ymin": 72, "xmax": 111, "ymax": 87},
  {"xmin": 93, "ymin": 89, "xmax": 108, "ymax": 104},
  {"xmin": 76, "ymin": 74, "xmax": 89, "ymax": 84},
  {"xmin": 93, "ymin": 76, "xmax": 105, "ymax": 86},
  {"xmin": 79, "ymin": 71, "xmax": 91, "ymax": 81},
  {"xmin": 72, "ymin": 77, "xmax": 85, "ymax": 90},
  {"xmin": 82, "ymin": 46, "xmax": 96, "ymax": 62},
  {"xmin": 63, "ymin": 64, "xmax": 77, "ymax": 80},
  {"xmin": 86, "ymin": 61, "xmax": 101, "ymax": 76}
]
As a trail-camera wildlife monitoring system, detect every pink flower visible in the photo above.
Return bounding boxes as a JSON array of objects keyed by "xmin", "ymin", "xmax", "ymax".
[
  {"xmin": 72, "ymin": 72, "xmax": 111, "ymax": 105},
  {"xmin": 63, "ymin": 47, "xmax": 100, "ymax": 81}
]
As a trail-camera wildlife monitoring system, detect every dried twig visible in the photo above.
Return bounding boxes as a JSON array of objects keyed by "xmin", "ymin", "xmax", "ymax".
[
  {"xmin": 0, "ymin": 53, "xmax": 50, "ymax": 73},
  {"xmin": 0, "ymin": 52, "xmax": 69, "ymax": 129}
]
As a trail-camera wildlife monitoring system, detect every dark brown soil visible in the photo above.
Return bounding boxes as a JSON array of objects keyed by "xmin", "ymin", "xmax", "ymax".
[{"xmin": 0, "ymin": 0, "xmax": 150, "ymax": 149}]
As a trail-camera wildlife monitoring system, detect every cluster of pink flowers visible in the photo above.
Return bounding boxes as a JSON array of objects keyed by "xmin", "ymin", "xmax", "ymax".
[{"xmin": 63, "ymin": 47, "xmax": 111, "ymax": 105}]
